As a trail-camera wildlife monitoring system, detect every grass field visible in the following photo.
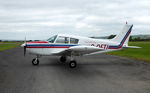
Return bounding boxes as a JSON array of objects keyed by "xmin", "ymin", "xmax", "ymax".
[
  {"xmin": 108, "ymin": 41, "xmax": 150, "ymax": 62},
  {"xmin": 0, "ymin": 42, "xmax": 22, "ymax": 51}
]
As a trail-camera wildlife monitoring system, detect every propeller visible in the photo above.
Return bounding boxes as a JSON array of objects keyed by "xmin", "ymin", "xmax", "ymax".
[{"xmin": 24, "ymin": 36, "xmax": 27, "ymax": 56}]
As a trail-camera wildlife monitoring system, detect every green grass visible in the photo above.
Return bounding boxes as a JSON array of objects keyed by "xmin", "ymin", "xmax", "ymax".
[
  {"xmin": 108, "ymin": 41, "xmax": 150, "ymax": 62},
  {"xmin": 0, "ymin": 42, "xmax": 22, "ymax": 51},
  {"xmin": 1, "ymin": 41, "xmax": 23, "ymax": 44}
]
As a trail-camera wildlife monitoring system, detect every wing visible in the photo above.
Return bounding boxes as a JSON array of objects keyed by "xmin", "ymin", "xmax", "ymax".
[{"xmin": 54, "ymin": 45, "xmax": 104, "ymax": 56}]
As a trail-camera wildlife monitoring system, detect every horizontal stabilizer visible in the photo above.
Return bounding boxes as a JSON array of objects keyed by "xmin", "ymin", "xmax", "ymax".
[{"xmin": 123, "ymin": 46, "xmax": 141, "ymax": 48}]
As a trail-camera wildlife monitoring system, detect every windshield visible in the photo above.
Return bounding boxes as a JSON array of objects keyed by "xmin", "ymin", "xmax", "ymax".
[{"xmin": 47, "ymin": 35, "xmax": 57, "ymax": 43}]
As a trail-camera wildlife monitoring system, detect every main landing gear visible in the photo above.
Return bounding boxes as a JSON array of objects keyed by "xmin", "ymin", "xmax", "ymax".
[
  {"xmin": 69, "ymin": 53, "xmax": 77, "ymax": 68},
  {"xmin": 69, "ymin": 60, "xmax": 77, "ymax": 68},
  {"xmin": 60, "ymin": 56, "xmax": 77, "ymax": 68},
  {"xmin": 60, "ymin": 56, "xmax": 67, "ymax": 63}
]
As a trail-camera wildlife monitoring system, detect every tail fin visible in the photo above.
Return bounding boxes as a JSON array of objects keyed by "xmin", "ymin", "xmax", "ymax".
[{"xmin": 111, "ymin": 24, "xmax": 133, "ymax": 47}]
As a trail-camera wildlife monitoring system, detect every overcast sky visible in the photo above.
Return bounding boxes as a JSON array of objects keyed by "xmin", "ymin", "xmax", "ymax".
[{"xmin": 0, "ymin": 0, "xmax": 150, "ymax": 40}]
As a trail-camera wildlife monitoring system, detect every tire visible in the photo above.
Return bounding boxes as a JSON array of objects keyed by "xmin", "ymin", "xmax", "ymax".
[
  {"xmin": 32, "ymin": 58, "xmax": 39, "ymax": 66},
  {"xmin": 69, "ymin": 61, "xmax": 77, "ymax": 68},
  {"xmin": 60, "ymin": 56, "xmax": 66, "ymax": 63}
]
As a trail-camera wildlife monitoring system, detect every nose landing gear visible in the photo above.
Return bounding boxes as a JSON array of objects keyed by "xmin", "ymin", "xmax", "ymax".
[
  {"xmin": 32, "ymin": 58, "xmax": 39, "ymax": 65},
  {"xmin": 32, "ymin": 55, "xmax": 40, "ymax": 66}
]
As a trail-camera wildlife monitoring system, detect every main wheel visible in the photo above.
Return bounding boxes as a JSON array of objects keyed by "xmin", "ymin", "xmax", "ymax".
[
  {"xmin": 69, "ymin": 61, "xmax": 77, "ymax": 68},
  {"xmin": 60, "ymin": 56, "xmax": 66, "ymax": 63},
  {"xmin": 32, "ymin": 58, "xmax": 39, "ymax": 65}
]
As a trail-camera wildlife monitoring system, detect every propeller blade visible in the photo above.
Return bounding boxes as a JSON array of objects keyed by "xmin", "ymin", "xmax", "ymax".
[
  {"xmin": 25, "ymin": 36, "xmax": 26, "ymax": 44},
  {"xmin": 24, "ymin": 46, "xmax": 26, "ymax": 56},
  {"xmin": 24, "ymin": 36, "xmax": 27, "ymax": 56}
]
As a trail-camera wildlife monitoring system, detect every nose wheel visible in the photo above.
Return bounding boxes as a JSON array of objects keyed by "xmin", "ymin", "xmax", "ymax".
[
  {"xmin": 69, "ymin": 60, "xmax": 77, "ymax": 68},
  {"xmin": 32, "ymin": 58, "xmax": 39, "ymax": 65}
]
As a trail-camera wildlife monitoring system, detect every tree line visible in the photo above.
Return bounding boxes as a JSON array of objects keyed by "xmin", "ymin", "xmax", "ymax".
[{"xmin": 108, "ymin": 35, "xmax": 150, "ymax": 41}]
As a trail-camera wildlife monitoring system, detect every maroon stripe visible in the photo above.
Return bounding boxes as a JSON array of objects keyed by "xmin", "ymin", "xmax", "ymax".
[
  {"xmin": 27, "ymin": 41, "xmax": 48, "ymax": 44},
  {"xmin": 27, "ymin": 46, "xmax": 70, "ymax": 48}
]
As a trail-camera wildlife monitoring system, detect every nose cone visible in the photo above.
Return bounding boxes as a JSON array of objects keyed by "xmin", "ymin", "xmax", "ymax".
[{"xmin": 21, "ymin": 43, "xmax": 26, "ymax": 47}]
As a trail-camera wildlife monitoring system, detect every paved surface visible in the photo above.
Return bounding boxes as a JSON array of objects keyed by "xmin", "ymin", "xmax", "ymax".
[{"xmin": 0, "ymin": 47, "xmax": 150, "ymax": 93}]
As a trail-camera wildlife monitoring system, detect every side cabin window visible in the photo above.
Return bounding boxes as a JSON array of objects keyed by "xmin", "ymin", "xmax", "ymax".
[
  {"xmin": 56, "ymin": 36, "xmax": 69, "ymax": 44},
  {"xmin": 70, "ymin": 38, "xmax": 79, "ymax": 44}
]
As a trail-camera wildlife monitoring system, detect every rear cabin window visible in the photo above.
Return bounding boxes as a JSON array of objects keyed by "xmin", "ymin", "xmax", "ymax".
[
  {"xmin": 70, "ymin": 38, "xmax": 79, "ymax": 44},
  {"xmin": 56, "ymin": 36, "xmax": 69, "ymax": 44}
]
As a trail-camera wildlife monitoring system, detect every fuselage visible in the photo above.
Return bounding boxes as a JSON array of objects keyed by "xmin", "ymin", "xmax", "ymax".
[{"xmin": 23, "ymin": 34, "xmax": 122, "ymax": 56}]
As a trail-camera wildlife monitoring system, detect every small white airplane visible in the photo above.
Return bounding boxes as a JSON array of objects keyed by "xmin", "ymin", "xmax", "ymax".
[{"xmin": 21, "ymin": 23, "xmax": 140, "ymax": 68}]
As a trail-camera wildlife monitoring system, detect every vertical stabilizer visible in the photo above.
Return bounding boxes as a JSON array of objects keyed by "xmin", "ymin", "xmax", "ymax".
[{"xmin": 111, "ymin": 24, "xmax": 133, "ymax": 47}]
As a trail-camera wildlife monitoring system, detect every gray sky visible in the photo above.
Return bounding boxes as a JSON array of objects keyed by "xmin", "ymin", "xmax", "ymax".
[{"xmin": 0, "ymin": 0, "xmax": 150, "ymax": 40}]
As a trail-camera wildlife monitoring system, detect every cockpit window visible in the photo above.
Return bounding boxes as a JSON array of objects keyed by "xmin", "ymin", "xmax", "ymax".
[
  {"xmin": 70, "ymin": 38, "xmax": 79, "ymax": 44},
  {"xmin": 56, "ymin": 36, "xmax": 69, "ymax": 44},
  {"xmin": 47, "ymin": 35, "xmax": 57, "ymax": 43}
]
